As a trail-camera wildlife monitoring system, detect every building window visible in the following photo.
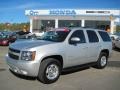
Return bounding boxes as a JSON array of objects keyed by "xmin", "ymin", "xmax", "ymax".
[{"xmin": 58, "ymin": 20, "xmax": 81, "ymax": 27}]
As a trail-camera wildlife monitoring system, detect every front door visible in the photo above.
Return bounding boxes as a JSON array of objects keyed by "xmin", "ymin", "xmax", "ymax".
[{"xmin": 66, "ymin": 30, "xmax": 88, "ymax": 67}]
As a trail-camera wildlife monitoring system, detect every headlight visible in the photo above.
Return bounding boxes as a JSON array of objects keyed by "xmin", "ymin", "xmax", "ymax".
[{"xmin": 21, "ymin": 51, "xmax": 36, "ymax": 61}]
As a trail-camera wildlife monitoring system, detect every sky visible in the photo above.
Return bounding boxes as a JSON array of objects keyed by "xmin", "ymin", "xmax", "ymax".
[{"xmin": 0, "ymin": 0, "xmax": 120, "ymax": 23}]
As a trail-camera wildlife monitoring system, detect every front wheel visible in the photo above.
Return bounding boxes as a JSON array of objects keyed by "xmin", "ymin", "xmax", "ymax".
[
  {"xmin": 38, "ymin": 58, "xmax": 61, "ymax": 84},
  {"xmin": 95, "ymin": 52, "xmax": 108, "ymax": 69}
]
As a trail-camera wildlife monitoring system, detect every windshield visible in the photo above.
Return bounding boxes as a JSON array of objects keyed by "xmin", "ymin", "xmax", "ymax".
[
  {"xmin": 38, "ymin": 30, "xmax": 70, "ymax": 42},
  {"xmin": 0, "ymin": 31, "xmax": 13, "ymax": 39},
  {"xmin": 0, "ymin": 34, "xmax": 9, "ymax": 39}
]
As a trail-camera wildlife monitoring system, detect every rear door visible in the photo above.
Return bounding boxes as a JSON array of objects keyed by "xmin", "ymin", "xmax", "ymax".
[{"xmin": 86, "ymin": 30, "xmax": 101, "ymax": 62}]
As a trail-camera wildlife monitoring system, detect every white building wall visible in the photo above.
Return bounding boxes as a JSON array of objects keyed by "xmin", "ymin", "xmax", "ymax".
[
  {"xmin": 81, "ymin": 19, "xmax": 85, "ymax": 27},
  {"xmin": 30, "ymin": 18, "xmax": 33, "ymax": 33},
  {"xmin": 55, "ymin": 19, "xmax": 58, "ymax": 28},
  {"xmin": 26, "ymin": 9, "xmax": 120, "ymax": 33}
]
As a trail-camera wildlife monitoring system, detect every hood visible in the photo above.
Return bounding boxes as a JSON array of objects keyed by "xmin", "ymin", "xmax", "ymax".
[
  {"xmin": 10, "ymin": 40, "xmax": 55, "ymax": 50},
  {"xmin": 15, "ymin": 39, "xmax": 30, "ymax": 42}
]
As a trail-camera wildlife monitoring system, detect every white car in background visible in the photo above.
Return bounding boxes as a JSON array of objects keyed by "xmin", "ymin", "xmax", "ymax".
[
  {"xmin": 110, "ymin": 32, "xmax": 120, "ymax": 40},
  {"xmin": 114, "ymin": 37, "xmax": 120, "ymax": 49},
  {"xmin": 110, "ymin": 32, "xmax": 120, "ymax": 49}
]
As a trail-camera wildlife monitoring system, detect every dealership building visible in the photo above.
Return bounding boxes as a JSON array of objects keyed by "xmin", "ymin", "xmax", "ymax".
[{"xmin": 25, "ymin": 9, "xmax": 120, "ymax": 34}]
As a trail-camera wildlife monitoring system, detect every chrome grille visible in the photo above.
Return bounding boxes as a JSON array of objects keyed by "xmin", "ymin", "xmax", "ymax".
[{"xmin": 8, "ymin": 48, "xmax": 20, "ymax": 60}]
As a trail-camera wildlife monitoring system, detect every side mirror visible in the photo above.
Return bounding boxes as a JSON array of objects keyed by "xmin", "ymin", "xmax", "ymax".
[{"xmin": 69, "ymin": 37, "xmax": 80, "ymax": 44}]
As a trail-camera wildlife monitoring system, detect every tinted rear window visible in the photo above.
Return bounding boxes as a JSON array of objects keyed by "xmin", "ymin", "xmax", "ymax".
[{"xmin": 98, "ymin": 31, "xmax": 111, "ymax": 42}]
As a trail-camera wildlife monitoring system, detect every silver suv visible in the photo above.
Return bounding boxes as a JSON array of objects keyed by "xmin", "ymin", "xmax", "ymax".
[{"xmin": 6, "ymin": 27, "xmax": 112, "ymax": 84}]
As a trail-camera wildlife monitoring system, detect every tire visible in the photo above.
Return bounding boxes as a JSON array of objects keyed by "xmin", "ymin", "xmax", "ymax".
[
  {"xmin": 38, "ymin": 58, "xmax": 62, "ymax": 84},
  {"xmin": 95, "ymin": 52, "xmax": 108, "ymax": 69}
]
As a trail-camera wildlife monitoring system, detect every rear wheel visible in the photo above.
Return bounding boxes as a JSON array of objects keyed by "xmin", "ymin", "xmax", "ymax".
[
  {"xmin": 38, "ymin": 58, "xmax": 61, "ymax": 84},
  {"xmin": 95, "ymin": 52, "xmax": 108, "ymax": 69}
]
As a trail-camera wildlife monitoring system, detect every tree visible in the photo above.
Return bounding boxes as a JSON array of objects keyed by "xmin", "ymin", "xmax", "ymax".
[
  {"xmin": 0, "ymin": 22, "xmax": 30, "ymax": 31},
  {"xmin": 116, "ymin": 25, "xmax": 120, "ymax": 32}
]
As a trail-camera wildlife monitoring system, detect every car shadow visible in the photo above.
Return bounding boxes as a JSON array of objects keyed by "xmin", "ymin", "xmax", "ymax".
[
  {"xmin": 113, "ymin": 48, "xmax": 120, "ymax": 52},
  {"xmin": 61, "ymin": 64, "xmax": 91, "ymax": 75},
  {"xmin": 9, "ymin": 69, "xmax": 36, "ymax": 81},
  {"xmin": 108, "ymin": 61, "xmax": 120, "ymax": 68},
  {"xmin": 0, "ymin": 68, "xmax": 6, "ymax": 72}
]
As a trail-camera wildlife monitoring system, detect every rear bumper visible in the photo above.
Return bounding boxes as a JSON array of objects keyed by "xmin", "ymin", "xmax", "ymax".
[
  {"xmin": 5, "ymin": 54, "xmax": 40, "ymax": 77},
  {"xmin": 0, "ymin": 42, "xmax": 8, "ymax": 46}
]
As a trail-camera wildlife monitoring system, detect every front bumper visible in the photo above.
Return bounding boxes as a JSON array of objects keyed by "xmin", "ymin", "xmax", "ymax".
[{"xmin": 5, "ymin": 54, "xmax": 40, "ymax": 77}]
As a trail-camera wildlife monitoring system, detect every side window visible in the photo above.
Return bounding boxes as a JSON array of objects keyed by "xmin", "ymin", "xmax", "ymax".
[
  {"xmin": 87, "ymin": 30, "xmax": 99, "ymax": 43},
  {"xmin": 98, "ymin": 31, "xmax": 111, "ymax": 42},
  {"xmin": 70, "ymin": 30, "xmax": 86, "ymax": 43}
]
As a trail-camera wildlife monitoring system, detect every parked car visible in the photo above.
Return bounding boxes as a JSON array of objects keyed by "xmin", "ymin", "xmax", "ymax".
[
  {"xmin": 110, "ymin": 32, "xmax": 120, "ymax": 40},
  {"xmin": 0, "ymin": 31, "xmax": 16, "ymax": 46},
  {"xmin": 110, "ymin": 32, "xmax": 120, "ymax": 49},
  {"xmin": 6, "ymin": 27, "xmax": 112, "ymax": 84},
  {"xmin": 114, "ymin": 37, "xmax": 120, "ymax": 49},
  {"xmin": 16, "ymin": 30, "xmax": 30, "ymax": 35},
  {"xmin": 0, "ymin": 31, "xmax": 2, "ymax": 35}
]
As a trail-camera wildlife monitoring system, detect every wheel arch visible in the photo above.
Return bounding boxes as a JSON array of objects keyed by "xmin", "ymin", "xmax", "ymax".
[
  {"xmin": 100, "ymin": 49, "xmax": 109, "ymax": 58},
  {"xmin": 41, "ymin": 55, "xmax": 63, "ymax": 68}
]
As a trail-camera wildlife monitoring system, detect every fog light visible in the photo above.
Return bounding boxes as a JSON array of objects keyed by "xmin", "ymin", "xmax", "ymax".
[
  {"xmin": 14, "ymin": 69, "xmax": 18, "ymax": 73},
  {"xmin": 20, "ymin": 70, "xmax": 28, "ymax": 75}
]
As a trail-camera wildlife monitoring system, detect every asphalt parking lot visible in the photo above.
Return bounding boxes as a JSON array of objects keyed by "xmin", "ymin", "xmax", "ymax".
[{"xmin": 0, "ymin": 46, "xmax": 120, "ymax": 90}]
